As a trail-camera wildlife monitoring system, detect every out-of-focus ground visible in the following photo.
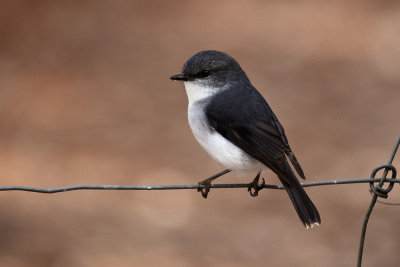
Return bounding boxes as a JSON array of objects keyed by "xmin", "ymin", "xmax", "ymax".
[{"xmin": 0, "ymin": 1, "xmax": 399, "ymax": 266}]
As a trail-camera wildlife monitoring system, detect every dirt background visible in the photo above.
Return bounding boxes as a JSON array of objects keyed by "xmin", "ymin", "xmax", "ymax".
[{"xmin": 0, "ymin": 1, "xmax": 399, "ymax": 266}]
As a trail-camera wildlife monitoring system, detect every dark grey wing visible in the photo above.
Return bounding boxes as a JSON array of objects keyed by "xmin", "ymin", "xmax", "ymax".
[
  {"xmin": 270, "ymin": 113, "xmax": 305, "ymax": 179},
  {"xmin": 206, "ymin": 84, "xmax": 320, "ymax": 227},
  {"xmin": 205, "ymin": 84, "xmax": 305, "ymax": 180}
]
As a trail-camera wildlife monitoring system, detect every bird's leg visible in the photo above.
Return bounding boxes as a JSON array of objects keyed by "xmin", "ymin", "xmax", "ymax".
[
  {"xmin": 198, "ymin": 169, "xmax": 231, "ymax": 198},
  {"xmin": 247, "ymin": 171, "xmax": 265, "ymax": 197}
]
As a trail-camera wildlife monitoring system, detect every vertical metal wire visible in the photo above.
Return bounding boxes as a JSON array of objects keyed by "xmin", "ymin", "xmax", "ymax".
[{"xmin": 357, "ymin": 135, "xmax": 400, "ymax": 267}]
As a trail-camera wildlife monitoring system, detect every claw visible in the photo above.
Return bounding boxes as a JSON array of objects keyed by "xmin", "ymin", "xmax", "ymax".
[
  {"xmin": 248, "ymin": 173, "xmax": 265, "ymax": 197},
  {"xmin": 196, "ymin": 169, "xmax": 231, "ymax": 199},
  {"xmin": 198, "ymin": 180, "xmax": 212, "ymax": 198}
]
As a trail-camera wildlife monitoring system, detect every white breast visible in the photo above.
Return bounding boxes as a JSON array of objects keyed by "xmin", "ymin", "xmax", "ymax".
[{"xmin": 184, "ymin": 82, "xmax": 263, "ymax": 173}]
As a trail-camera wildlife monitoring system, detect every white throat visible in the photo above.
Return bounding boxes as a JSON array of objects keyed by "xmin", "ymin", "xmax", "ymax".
[{"xmin": 183, "ymin": 81, "xmax": 219, "ymax": 105}]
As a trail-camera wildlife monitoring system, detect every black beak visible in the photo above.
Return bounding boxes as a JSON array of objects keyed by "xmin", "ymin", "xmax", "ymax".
[{"xmin": 170, "ymin": 74, "xmax": 188, "ymax": 81}]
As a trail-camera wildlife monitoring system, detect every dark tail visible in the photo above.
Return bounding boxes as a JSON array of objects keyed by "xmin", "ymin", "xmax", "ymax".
[
  {"xmin": 273, "ymin": 159, "xmax": 321, "ymax": 228},
  {"xmin": 283, "ymin": 181, "xmax": 321, "ymax": 228}
]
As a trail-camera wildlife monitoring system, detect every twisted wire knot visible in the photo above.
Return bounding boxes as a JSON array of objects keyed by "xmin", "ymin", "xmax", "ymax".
[{"xmin": 369, "ymin": 164, "xmax": 397, "ymax": 198}]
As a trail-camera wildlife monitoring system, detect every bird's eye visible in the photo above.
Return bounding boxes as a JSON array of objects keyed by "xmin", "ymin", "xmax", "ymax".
[{"xmin": 200, "ymin": 70, "xmax": 210, "ymax": 78}]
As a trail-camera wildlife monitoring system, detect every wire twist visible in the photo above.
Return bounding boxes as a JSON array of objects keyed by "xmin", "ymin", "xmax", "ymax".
[{"xmin": 357, "ymin": 135, "xmax": 400, "ymax": 267}]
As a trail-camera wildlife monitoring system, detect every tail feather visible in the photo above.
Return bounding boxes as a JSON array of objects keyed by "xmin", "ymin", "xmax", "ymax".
[
  {"xmin": 273, "ymin": 160, "xmax": 321, "ymax": 228},
  {"xmin": 258, "ymin": 152, "xmax": 320, "ymax": 228},
  {"xmin": 283, "ymin": 181, "xmax": 321, "ymax": 228}
]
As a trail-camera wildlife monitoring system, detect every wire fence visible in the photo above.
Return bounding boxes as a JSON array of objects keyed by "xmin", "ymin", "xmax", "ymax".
[
  {"xmin": 0, "ymin": 177, "xmax": 399, "ymax": 193},
  {"xmin": 0, "ymin": 135, "xmax": 399, "ymax": 266}
]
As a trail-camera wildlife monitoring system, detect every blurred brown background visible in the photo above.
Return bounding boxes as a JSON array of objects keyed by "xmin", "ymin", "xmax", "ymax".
[{"xmin": 0, "ymin": 1, "xmax": 399, "ymax": 266}]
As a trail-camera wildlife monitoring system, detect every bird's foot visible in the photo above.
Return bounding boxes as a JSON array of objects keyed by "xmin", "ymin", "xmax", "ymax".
[
  {"xmin": 247, "ymin": 172, "xmax": 265, "ymax": 197},
  {"xmin": 198, "ymin": 180, "xmax": 212, "ymax": 199},
  {"xmin": 197, "ymin": 169, "xmax": 231, "ymax": 199}
]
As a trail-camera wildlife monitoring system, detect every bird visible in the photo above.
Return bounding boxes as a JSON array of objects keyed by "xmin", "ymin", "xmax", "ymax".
[{"xmin": 170, "ymin": 50, "xmax": 320, "ymax": 228}]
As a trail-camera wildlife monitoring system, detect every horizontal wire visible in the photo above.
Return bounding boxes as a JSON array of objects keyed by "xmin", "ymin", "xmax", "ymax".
[{"xmin": 0, "ymin": 178, "xmax": 398, "ymax": 194}]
